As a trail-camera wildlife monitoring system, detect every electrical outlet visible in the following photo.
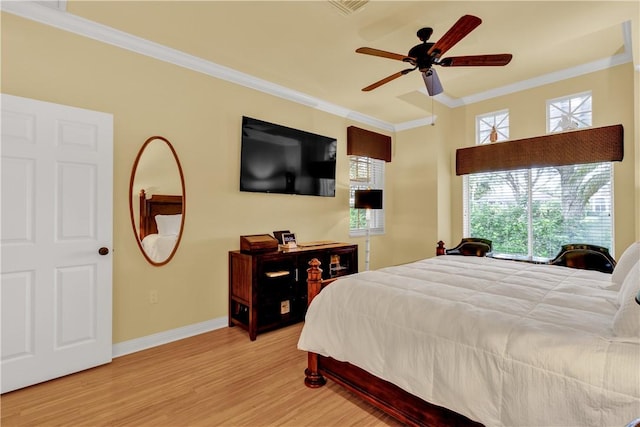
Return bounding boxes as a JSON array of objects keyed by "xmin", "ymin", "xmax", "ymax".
[
  {"xmin": 280, "ymin": 300, "xmax": 290, "ymax": 315},
  {"xmin": 149, "ymin": 290, "xmax": 158, "ymax": 304}
]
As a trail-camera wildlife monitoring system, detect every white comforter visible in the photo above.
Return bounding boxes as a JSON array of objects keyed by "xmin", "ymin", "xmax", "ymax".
[
  {"xmin": 298, "ymin": 256, "xmax": 640, "ymax": 427},
  {"xmin": 141, "ymin": 234, "xmax": 177, "ymax": 262}
]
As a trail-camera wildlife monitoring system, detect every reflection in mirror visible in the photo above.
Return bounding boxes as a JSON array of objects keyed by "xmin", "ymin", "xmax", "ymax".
[{"xmin": 129, "ymin": 136, "xmax": 185, "ymax": 266}]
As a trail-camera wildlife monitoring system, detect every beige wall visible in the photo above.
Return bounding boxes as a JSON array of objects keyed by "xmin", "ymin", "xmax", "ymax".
[
  {"xmin": 2, "ymin": 13, "xmax": 638, "ymax": 345},
  {"xmin": 387, "ymin": 110, "xmax": 456, "ymax": 264},
  {"xmin": 1, "ymin": 13, "xmax": 367, "ymax": 343},
  {"xmin": 635, "ymin": 66, "xmax": 640, "ymax": 243},
  {"xmin": 385, "ymin": 125, "xmax": 439, "ymax": 264}
]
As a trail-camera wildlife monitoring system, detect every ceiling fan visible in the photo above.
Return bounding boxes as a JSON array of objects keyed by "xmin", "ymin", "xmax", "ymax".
[{"xmin": 356, "ymin": 15, "xmax": 512, "ymax": 96}]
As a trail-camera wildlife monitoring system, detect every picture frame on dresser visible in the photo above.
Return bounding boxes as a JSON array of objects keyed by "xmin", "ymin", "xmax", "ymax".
[
  {"xmin": 273, "ymin": 230, "xmax": 290, "ymax": 244},
  {"xmin": 281, "ymin": 233, "xmax": 297, "ymax": 248}
]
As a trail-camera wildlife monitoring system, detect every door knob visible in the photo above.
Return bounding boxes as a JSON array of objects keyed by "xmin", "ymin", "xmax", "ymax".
[{"xmin": 98, "ymin": 247, "xmax": 109, "ymax": 255}]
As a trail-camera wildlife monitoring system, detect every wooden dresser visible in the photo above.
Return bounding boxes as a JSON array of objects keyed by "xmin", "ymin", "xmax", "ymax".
[{"xmin": 228, "ymin": 242, "xmax": 358, "ymax": 340}]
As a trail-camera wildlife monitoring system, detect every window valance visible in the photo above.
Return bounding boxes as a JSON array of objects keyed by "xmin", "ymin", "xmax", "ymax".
[
  {"xmin": 456, "ymin": 124, "xmax": 623, "ymax": 175},
  {"xmin": 347, "ymin": 126, "xmax": 392, "ymax": 162}
]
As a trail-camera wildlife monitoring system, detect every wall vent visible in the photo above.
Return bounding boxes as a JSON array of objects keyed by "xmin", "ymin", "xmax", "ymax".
[
  {"xmin": 35, "ymin": 1, "xmax": 67, "ymax": 11},
  {"xmin": 328, "ymin": 0, "xmax": 368, "ymax": 15}
]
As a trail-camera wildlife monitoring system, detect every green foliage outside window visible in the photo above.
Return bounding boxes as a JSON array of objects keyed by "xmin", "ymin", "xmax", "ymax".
[
  {"xmin": 470, "ymin": 198, "xmax": 611, "ymax": 259},
  {"xmin": 350, "ymin": 208, "xmax": 366, "ymax": 230}
]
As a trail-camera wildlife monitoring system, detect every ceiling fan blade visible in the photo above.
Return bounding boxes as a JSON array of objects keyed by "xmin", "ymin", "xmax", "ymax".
[
  {"xmin": 422, "ymin": 69, "xmax": 443, "ymax": 96},
  {"xmin": 427, "ymin": 15, "xmax": 482, "ymax": 59},
  {"xmin": 439, "ymin": 54, "xmax": 513, "ymax": 67},
  {"xmin": 362, "ymin": 68, "xmax": 415, "ymax": 91},
  {"xmin": 356, "ymin": 47, "xmax": 413, "ymax": 62}
]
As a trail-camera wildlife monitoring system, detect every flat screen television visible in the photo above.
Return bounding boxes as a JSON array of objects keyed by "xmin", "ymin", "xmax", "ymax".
[{"xmin": 240, "ymin": 116, "xmax": 337, "ymax": 197}]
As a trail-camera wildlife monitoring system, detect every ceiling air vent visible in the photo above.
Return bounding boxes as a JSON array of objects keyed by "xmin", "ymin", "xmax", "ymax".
[
  {"xmin": 35, "ymin": 1, "xmax": 67, "ymax": 11},
  {"xmin": 328, "ymin": 0, "xmax": 368, "ymax": 15}
]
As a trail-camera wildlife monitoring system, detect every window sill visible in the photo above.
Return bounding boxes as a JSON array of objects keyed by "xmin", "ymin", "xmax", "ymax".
[
  {"xmin": 349, "ymin": 229, "xmax": 384, "ymax": 238},
  {"xmin": 487, "ymin": 253, "xmax": 550, "ymax": 265}
]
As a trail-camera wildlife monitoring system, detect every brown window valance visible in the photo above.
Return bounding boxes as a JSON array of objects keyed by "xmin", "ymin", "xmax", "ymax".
[
  {"xmin": 347, "ymin": 126, "xmax": 392, "ymax": 162},
  {"xmin": 456, "ymin": 124, "xmax": 623, "ymax": 175}
]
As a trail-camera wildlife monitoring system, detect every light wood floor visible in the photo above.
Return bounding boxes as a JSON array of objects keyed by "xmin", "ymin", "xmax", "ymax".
[{"xmin": 1, "ymin": 323, "xmax": 402, "ymax": 426}]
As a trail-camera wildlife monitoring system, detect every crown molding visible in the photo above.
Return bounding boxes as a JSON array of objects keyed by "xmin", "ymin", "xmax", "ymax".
[
  {"xmin": 1, "ymin": 1, "xmax": 395, "ymax": 132},
  {"xmin": 2, "ymin": 2, "xmax": 633, "ymax": 133},
  {"xmin": 441, "ymin": 20, "xmax": 634, "ymax": 108},
  {"xmin": 452, "ymin": 51, "xmax": 632, "ymax": 108},
  {"xmin": 394, "ymin": 116, "xmax": 438, "ymax": 131}
]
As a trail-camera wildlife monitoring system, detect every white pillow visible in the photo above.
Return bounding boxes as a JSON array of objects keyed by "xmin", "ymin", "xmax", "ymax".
[
  {"xmin": 612, "ymin": 261, "xmax": 640, "ymax": 338},
  {"xmin": 155, "ymin": 214, "xmax": 182, "ymax": 236},
  {"xmin": 613, "ymin": 242, "xmax": 640, "ymax": 295}
]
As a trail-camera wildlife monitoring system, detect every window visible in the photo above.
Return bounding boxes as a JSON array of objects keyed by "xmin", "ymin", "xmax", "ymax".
[
  {"xmin": 464, "ymin": 92, "xmax": 613, "ymax": 259},
  {"xmin": 544, "ymin": 91, "xmax": 613, "ymax": 253},
  {"xmin": 349, "ymin": 156, "xmax": 384, "ymax": 236},
  {"xmin": 476, "ymin": 109, "xmax": 509, "ymax": 145},
  {"xmin": 547, "ymin": 91, "xmax": 592, "ymax": 132}
]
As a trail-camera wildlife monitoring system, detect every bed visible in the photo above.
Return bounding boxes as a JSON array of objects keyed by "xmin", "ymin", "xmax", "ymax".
[
  {"xmin": 138, "ymin": 189, "xmax": 183, "ymax": 263},
  {"xmin": 298, "ymin": 242, "xmax": 640, "ymax": 427}
]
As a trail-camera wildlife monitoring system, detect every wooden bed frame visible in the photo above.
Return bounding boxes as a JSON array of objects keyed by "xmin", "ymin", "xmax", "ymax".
[
  {"xmin": 138, "ymin": 189, "xmax": 183, "ymax": 240},
  {"xmin": 303, "ymin": 255, "xmax": 484, "ymax": 427},
  {"xmin": 303, "ymin": 240, "xmax": 619, "ymax": 426}
]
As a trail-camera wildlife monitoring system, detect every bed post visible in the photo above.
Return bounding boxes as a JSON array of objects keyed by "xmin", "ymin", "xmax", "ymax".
[
  {"xmin": 436, "ymin": 240, "xmax": 446, "ymax": 256},
  {"xmin": 306, "ymin": 258, "xmax": 323, "ymax": 304},
  {"xmin": 304, "ymin": 258, "xmax": 327, "ymax": 388},
  {"xmin": 139, "ymin": 189, "xmax": 147, "ymax": 240}
]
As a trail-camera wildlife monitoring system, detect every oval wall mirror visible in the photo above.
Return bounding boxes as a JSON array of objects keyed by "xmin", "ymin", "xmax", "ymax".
[{"xmin": 129, "ymin": 136, "xmax": 186, "ymax": 266}]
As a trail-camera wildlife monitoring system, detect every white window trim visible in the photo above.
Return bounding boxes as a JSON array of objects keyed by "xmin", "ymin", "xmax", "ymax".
[
  {"xmin": 546, "ymin": 90, "xmax": 592, "ymax": 133},
  {"xmin": 475, "ymin": 109, "xmax": 509, "ymax": 145}
]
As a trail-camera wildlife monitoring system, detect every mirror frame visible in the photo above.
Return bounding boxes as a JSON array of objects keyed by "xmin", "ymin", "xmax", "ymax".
[{"xmin": 128, "ymin": 136, "xmax": 186, "ymax": 266}]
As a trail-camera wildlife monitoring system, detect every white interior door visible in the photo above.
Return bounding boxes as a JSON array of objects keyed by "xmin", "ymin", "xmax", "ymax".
[{"xmin": 1, "ymin": 94, "xmax": 113, "ymax": 393}]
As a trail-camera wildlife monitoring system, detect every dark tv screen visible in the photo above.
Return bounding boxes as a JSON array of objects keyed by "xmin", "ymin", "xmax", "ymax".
[{"xmin": 240, "ymin": 116, "xmax": 337, "ymax": 197}]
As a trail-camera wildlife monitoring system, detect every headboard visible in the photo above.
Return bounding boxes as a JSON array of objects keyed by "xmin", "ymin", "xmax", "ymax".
[{"xmin": 139, "ymin": 189, "xmax": 183, "ymax": 240}]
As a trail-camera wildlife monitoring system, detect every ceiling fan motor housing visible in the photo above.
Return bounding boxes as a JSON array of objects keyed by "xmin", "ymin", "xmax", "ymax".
[{"xmin": 408, "ymin": 42, "xmax": 436, "ymax": 71}]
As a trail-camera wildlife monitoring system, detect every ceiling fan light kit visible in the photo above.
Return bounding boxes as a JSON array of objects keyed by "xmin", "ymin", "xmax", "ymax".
[{"xmin": 356, "ymin": 15, "xmax": 513, "ymax": 96}]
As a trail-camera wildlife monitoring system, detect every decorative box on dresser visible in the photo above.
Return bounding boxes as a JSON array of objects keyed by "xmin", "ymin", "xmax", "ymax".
[{"xmin": 228, "ymin": 242, "xmax": 358, "ymax": 340}]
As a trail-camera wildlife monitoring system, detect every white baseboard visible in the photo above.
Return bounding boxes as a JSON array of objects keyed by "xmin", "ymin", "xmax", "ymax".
[{"xmin": 112, "ymin": 316, "xmax": 228, "ymax": 358}]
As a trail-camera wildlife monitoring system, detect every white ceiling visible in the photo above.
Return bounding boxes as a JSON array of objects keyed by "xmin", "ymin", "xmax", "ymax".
[{"xmin": 7, "ymin": 1, "xmax": 639, "ymax": 130}]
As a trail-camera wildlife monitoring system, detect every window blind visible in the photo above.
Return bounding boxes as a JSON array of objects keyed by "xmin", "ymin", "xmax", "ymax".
[
  {"xmin": 350, "ymin": 156, "xmax": 385, "ymax": 234},
  {"xmin": 467, "ymin": 164, "xmax": 613, "ymax": 258}
]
